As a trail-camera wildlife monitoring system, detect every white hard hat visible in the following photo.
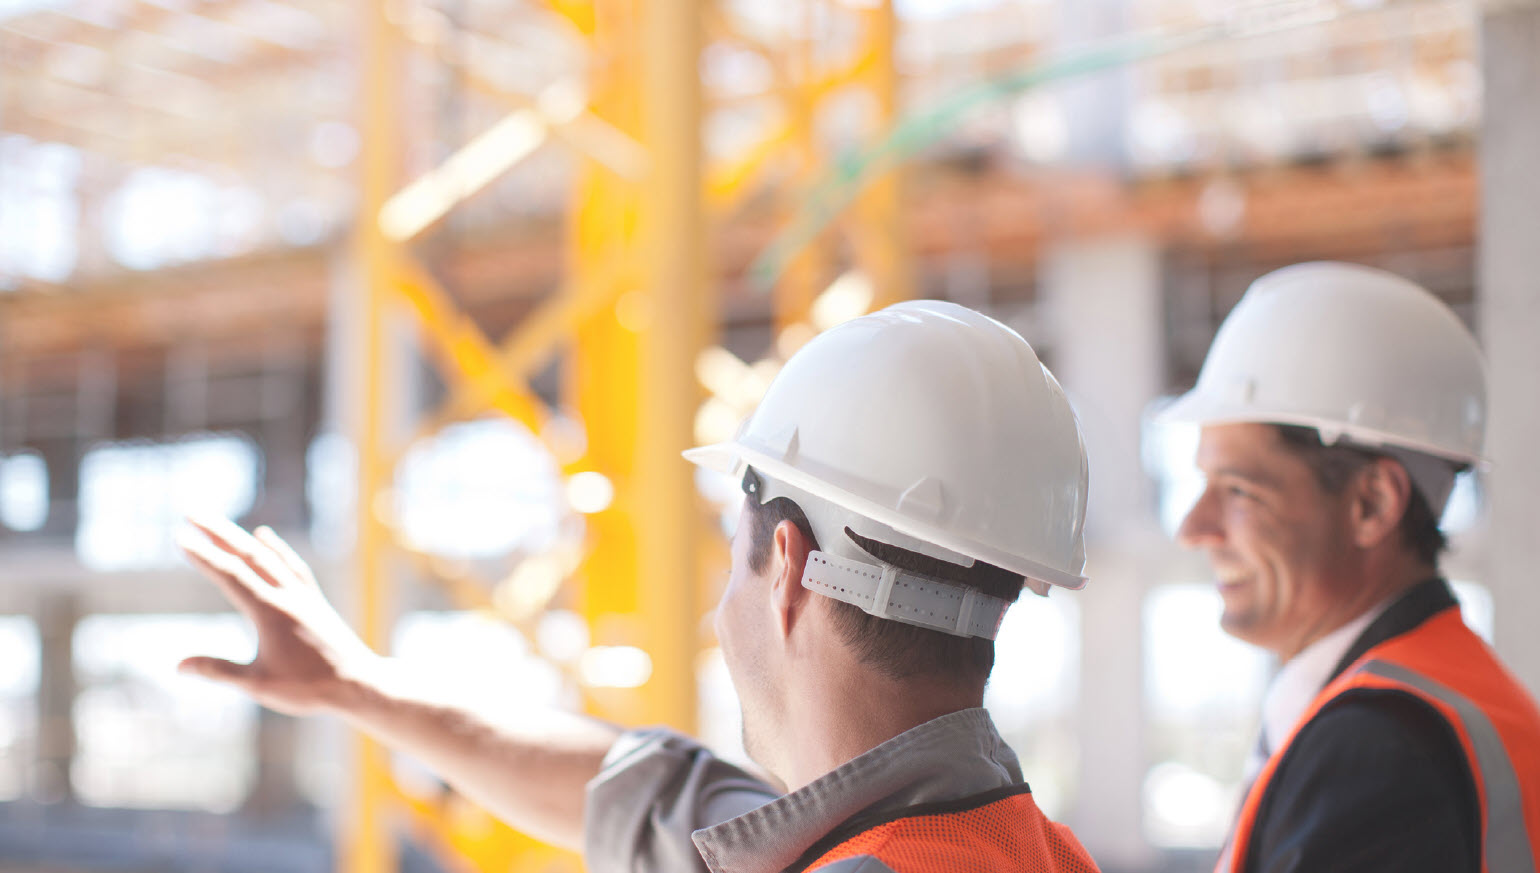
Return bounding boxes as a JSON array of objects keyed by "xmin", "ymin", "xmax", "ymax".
[
  {"xmin": 685, "ymin": 300, "xmax": 1089, "ymax": 628},
  {"xmin": 1160, "ymin": 261, "xmax": 1486, "ymax": 506}
]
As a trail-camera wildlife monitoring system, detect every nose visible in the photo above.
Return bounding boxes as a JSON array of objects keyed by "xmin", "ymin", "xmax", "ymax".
[{"xmin": 1176, "ymin": 486, "xmax": 1224, "ymax": 550}]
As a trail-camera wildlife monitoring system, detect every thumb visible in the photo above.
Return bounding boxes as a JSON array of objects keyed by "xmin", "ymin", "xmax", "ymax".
[{"xmin": 179, "ymin": 656, "xmax": 256, "ymax": 689}]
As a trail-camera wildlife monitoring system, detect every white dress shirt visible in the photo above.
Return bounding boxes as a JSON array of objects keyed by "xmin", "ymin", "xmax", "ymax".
[{"xmin": 1243, "ymin": 601, "xmax": 1393, "ymax": 782}]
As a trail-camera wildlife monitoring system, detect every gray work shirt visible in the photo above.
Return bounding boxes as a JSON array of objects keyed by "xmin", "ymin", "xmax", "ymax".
[{"xmin": 583, "ymin": 707, "xmax": 1026, "ymax": 873}]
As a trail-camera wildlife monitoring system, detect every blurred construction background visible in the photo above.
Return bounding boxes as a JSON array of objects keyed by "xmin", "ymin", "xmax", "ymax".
[{"xmin": 0, "ymin": 0, "xmax": 1537, "ymax": 870}]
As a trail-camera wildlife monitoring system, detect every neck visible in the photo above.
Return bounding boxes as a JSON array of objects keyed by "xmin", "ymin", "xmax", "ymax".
[
  {"xmin": 773, "ymin": 649, "xmax": 983, "ymax": 792},
  {"xmin": 1277, "ymin": 553, "xmax": 1436, "ymax": 663}
]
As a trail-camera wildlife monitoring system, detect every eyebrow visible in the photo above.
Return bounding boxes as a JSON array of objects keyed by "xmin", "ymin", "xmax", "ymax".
[{"xmin": 1209, "ymin": 466, "xmax": 1285, "ymax": 490}]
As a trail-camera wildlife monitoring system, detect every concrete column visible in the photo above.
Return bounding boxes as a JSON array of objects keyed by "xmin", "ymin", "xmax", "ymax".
[
  {"xmin": 1478, "ymin": 0, "xmax": 1540, "ymax": 695},
  {"xmin": 163, "ymin": 341, "xmax": 208, "ymax": 435},
  {"xmin": 72, "ymin": 153, "xmax": 116, "ymax": 278},
  {"xmin": 0, "ymin": 356, "xmax": 11, "ymax": 546},
  {"xmin": 37, "ymin": 437, "xmax": 76, "ymax": 539},
  {"xmin": 42, "ymin": 350, "xmax": 115, "ymax": 539},
  {"xmin": 253, "ymin": 331, "xmax": 312, "ymax": 531},
  {"xmin": 1042, "ymin": 237, "xmax": 1163, "ymax": 543},
  {"xmin": 244, "ymin": 708, "xmax": 302, "ymax": 819},
  {"xmin": 33, "ymin": 593, "xmax": 79, "ymax": 804},
  {"xmin": 1054, "ymin": 0, "xmax": 1131, "ymax": 167},
  {"xmin": 250, "ymin": 333, "xmax": 310, "ymax": 816},
  {"xmin": 1041, "ymin": 237, "xmax": 1163, "ymax": 870}
]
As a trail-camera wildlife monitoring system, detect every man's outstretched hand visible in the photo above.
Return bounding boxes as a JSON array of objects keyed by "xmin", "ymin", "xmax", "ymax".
[
  {"xmin": 178, "ymin": 515, "xmax": 381, "ymax": 717},
  {"xmin": 178, "ymin": 516, "xmax": 632, "ymax": 851}
]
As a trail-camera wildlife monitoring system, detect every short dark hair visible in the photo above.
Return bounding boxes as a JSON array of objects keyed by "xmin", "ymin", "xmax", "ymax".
[
  {"xmin": 742, "ymin": 491, "xmax": 1009, "ymax": 686},
  {"xmin": 1273, "ymin": 424, "xmax": 1447, "ymax": 566}
]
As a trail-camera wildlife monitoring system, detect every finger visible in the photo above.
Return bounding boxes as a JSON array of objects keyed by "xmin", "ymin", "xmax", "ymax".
[
  {"xmin": 185, "ymin": 515, "xmax": 292, "ymax": 590},
  {"xmin": 178, "ymin": 532, "xmax": 277, "ymax": 618},
  {"xmin": 254, "ymin": 526, "xmax": 319, "ymax": 589},
  {"xmin": 178, "ymin": 655, "xmax": 256, "ymax": 689},
  {"xmin": 185, "ymin": 514, "xmax": 275, "ymax": 573}
]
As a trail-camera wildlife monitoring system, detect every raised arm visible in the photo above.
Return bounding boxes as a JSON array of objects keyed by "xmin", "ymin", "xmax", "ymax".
[{"xmin": 176, "ymin": 516, "xmax": 620, "ymax": 851}]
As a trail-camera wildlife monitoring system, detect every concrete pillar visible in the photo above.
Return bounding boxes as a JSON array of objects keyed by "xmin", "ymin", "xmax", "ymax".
[
  {"xmin": 251, "ymin": 332, "xmax": 310, "ymax": 819},
  {"xmin": 1054, "ymin": 0, "xmax": 1130, "ymax": 167},
  {"xmin": 164, "ymin": 341, "xmax": 208, "ymax": 435},
  {"xmin": 253, "ymin": 330, "xmax": 312, "ymax": 531},
  {"xmin": 1041, "ymin": 237, "xmax": 1163, "ymax": 870},
  {"xmin": 1042, "ymin": 236, "xmax": 1163, "ymax": 543},
  {"xmin": 0, "ymin": 356, "xmax": 11, "ymax": 546},
  {"xmin": 72, "ymin": 153, "xmax": 116, "ymax": 278},
  {"xmin": 39, "ymin": 350, "xmax": 114, "ymax": 539},
  {"xmin": 37, "ymin": 436, "xmax": 76, "ymax": 539},
  {"xmin": 33, "ymin": 593, "xmax": 79, "ymax": 804},
  {"xmin": 244, "ymin": 708, "xmax": 302, "ymax": 819},
  {"xmin": 1478, "ymin": 0, "xmax": 1540, "ymax": 695}
]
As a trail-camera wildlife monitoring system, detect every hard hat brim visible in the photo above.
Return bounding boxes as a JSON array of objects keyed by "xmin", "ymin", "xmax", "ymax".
[
  {"xmin": 1156, "ymin": 390, "xmax": 1488, "ymax": 469},
  {"xmin": 681, "ymin": 442, "xmax": 739, "ymax": 475},
  {"xmin": 682, "ymin": 441, "xmax": 1087, "ymax": 595}
]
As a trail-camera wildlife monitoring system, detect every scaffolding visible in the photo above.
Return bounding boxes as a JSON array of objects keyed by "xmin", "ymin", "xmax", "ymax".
[{"xmin": 342, "ymin": 0, "xmax": 907, "ymax": 869}]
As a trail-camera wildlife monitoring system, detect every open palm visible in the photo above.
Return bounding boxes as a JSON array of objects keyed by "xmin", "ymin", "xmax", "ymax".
[{"xmin": 178, "ymin": 516, "xmax": 381, "ymax": 717}]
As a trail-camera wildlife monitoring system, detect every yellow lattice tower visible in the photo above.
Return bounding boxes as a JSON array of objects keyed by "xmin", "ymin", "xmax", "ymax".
[{"xmin": 341, "ymin": 0, "xmax": 909, "ymax": 870}]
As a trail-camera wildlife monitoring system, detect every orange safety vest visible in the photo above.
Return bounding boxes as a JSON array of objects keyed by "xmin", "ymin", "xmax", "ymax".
[
  {"xmin": 799, "ymin": 785, "xmax": 1101, "ymax": 873},
  {"xmin": 1224, "ymin": 607, "xmax": 1540, "ymax": 873}
]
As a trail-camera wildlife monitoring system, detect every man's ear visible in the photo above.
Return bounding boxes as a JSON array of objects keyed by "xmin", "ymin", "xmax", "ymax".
[
  {"xmin": 769, "ymin": 519, "xmax": 815, "ymax": 639},
  {"xmin": 1350, "ymin": 457, "xmax": 1412, "ymax": 550}
]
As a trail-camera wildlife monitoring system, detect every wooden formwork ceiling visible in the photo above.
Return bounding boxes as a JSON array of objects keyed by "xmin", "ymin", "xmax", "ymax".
[
  {"xmin": 0, "ymin": 151, "xmax": 1477, "ymax": 372},
  {"xmin": 0, "ymin": 0, "xmax": 1482, "ymax": 375},
  {"xmin": 2, "ymin": 0, "xmax": 351, "ymax": 177}
]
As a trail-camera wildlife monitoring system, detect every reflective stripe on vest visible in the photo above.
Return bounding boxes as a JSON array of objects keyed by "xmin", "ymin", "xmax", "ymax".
[
  {"xmin": 804, "ymin": 788, "xmax": 1100, "ymax": 873},
  {"xmin": 1223, "ymin": 609, "xmax": 1540, "ymax": 873},
  {"xmin": 1358, "ymin": 660, "xmax": 1534, "ymax": 873}
]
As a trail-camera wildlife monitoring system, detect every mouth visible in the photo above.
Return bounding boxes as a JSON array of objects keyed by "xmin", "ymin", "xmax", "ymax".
[{"xmin": 1213, "ymin": 570, "xmax": 1249, "ymax": 591}]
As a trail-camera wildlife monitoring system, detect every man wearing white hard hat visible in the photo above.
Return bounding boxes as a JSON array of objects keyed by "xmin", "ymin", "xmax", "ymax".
[
  {"xmin": 1158, "ymin": 262, "xmax": 1540, "ymax": 873},
  {"xmin": 177, "ymin": 301, "xmax": 1101, "ymax": 872}
]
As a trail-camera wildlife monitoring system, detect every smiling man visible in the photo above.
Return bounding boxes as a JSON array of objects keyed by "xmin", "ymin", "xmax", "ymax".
[
  {"xmin": 178, "ymin": 301, "xmax": 1100, "ymax": 873},
  {"xmin": 1160, "ymin": 262, "xmax": 1540, "ymax": 873}
]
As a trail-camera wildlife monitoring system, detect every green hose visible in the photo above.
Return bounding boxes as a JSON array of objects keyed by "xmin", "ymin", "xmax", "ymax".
[{"xmin": 745, "ymin": 0, "xmax": 1399, "ymax": 288}]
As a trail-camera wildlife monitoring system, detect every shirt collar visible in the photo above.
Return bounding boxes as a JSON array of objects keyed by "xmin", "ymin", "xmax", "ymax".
[
  {"xmin": 691, "ymin": 708, "xmax": 1021, "ymax": 873},
  {"xmin": 1260, "ymin": 601, "xmax": 1392, "ymax": 752}
]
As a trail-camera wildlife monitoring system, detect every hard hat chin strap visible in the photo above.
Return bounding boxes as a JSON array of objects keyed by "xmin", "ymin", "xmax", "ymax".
[
  {"xmin": 745, "ymin": 467, "xmax": 1011, "ymax": 640},
  {"xmin": 801, "ymin": 550, "xmax": 1008, "ymax": 639}
]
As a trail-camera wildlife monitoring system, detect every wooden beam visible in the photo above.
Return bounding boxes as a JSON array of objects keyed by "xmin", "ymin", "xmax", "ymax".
[{"xmin": 0, "ymin": 149, "xmax": 1476, "ymax": 364}]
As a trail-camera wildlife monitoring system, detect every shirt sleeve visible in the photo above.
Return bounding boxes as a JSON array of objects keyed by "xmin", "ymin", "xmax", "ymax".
[
  {"xmin": 583, "ymin": 728, "xmax": 780, "ymax": 873},
  {"xmin": 1246, "ymin": 692, "xmax": 1481, "ymax": 873}
]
